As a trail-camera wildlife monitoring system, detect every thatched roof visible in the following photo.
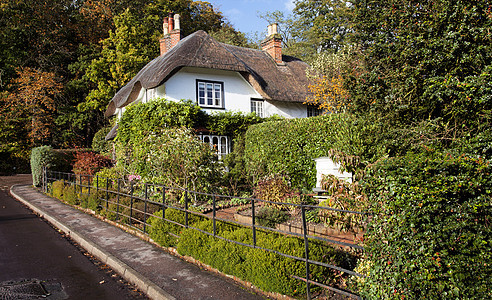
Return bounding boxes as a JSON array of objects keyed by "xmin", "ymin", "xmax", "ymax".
[{"xmin": 105, "ymin": 30, "xmax": 311, "ymax": 117}]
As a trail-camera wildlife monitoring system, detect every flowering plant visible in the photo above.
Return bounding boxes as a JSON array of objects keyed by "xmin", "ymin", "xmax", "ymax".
[{"xmin": 128, "ymin": 174, "xmax": 141, "ymax": 182}]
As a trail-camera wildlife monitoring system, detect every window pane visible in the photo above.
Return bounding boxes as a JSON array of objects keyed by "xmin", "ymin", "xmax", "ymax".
[
  {"xmin": 214, "ymin": 84, "xmax": 221, "ymax": 106},
  {"xmin": 220, "ymin": 137, "xmax": 227, "ymax": 155},
  {"xmin": 199, "ymin": 83, "xmax": 205, "ymax": 105},
  {"xmin": 207, "ymin": 83, "xmax": 213, "ymax": 105},
  {"xmin": 203, "ymin": 136, "xmax": 210, "ymax": 144}
]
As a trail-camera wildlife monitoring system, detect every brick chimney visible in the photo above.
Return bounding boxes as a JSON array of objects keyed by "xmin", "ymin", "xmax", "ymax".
[
  {"xmin": 159, "ymin": 13, "xmax": 181, "ymax": 56},
  {"xmin": 261, "ymin": 23, "xmax": 283, "ymax": 64}
]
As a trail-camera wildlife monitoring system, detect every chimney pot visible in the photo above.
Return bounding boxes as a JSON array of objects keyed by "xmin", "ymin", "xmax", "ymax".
[
  {"xmin": 174, "ymin": 14, "xmax": 180, "ymax": 30},
  {"xmin": 163, "ymin": 17, "xmax": 169, "ymax": 35},
  {"xmin": 168, "ymin": 13, "xmax": 174, "ymax": 32},
  {"xmin": 271, "ymin": 23, "xmax": 278, "ymax": 35}
]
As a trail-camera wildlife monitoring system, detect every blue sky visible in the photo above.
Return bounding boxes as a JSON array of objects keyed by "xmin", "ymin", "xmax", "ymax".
[{"xmin": 209, "ymin": 0, "xmax": 295, "ymax": 36}]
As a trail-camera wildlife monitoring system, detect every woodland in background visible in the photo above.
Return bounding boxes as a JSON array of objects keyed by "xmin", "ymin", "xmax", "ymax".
[
  {"xmin": 2, "ymin": 0, "xmax": 491, "ymax": 173},
  {"xmin": 0, "ymin": 0, "xmax": 252, "ymax": 173}
]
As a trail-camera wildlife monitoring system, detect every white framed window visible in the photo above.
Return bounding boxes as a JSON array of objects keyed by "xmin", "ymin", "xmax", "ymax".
[
  {"xmin": 251, "ymin": 99, "xmax": 264, "ymax": 117},
  {"xmin": 197, "ymin": 80, "xmax": 224, "ymax": 108},
  {"xmin": 199, "ymin": 134, "xmax": 230, "ymax": 159},
  {"xmin": 307, "ymin": 106, "xmax": 323, "ymax": 117}
]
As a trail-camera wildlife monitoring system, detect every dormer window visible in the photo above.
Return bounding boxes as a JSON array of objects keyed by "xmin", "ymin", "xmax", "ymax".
[{"xmin": 197, "ymin": 80, "xmax": 224, "ymax": 108}]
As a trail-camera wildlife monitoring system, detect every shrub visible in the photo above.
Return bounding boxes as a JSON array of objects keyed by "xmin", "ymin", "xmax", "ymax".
[
  {"xmin": 318, "ymin": 175, "xmax": 368, "ymax": 232},
  {"xmin": 115, "ymin": 127, "xmax": 222, "ymax": 193},
  {"xmin": 254, "ymin": 174, "xmax": 302, "ymax": 210},
  {"xmin": 31, "ymin": 146, "xmax": 57, "ymax": 186},
  {"xmin": 244, "ymin": 113, "xmax": 386, "ymax": 190},
  {"xmin": 359, "ymin": 150, "xmax": 492, "ymax": 299},
  {"xmin": 148, "ymin": 208, "xmax": 206, "ymax": 247},
  {"xmin": 176, "ymin": 219, "xmax": 356, "ymax": 296},
  {"xmin": 255, "ymin": 206, "xmax": 290, "ymax": 228},
  {"xmin": 62, "ymin": 184, "xmax": 79, "ymax": 205},
  {"xmin": 91, "ymin": 123, "xmax": 114, "ymax": 156},
  {"xmin": 72, "ymin": 151, "xmax": 112, "ymax": 175},
  {"xmin": 51, "ymin": 180, "xmax": 65, "ymax": 199},
  {"xmin": 117, "ymin": 99, "xmax": 206, "ymax": 145}
]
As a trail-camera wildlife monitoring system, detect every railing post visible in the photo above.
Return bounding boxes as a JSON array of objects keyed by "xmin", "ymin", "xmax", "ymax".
[
  {"xmin": 161, "ymin": 186, "xmax": 166, "ymax": 217},
  {"xmin": 143, "ymin": 183, "xmax": 148, "ymax": 234},
  {"xmin": 116, "ymin": 179, "xmax": 120, "ymax": 220},
  {"xmin": 252, "ymin": 199, "xmax": 256, "ymax": 248},
  {"xmin": 212, "ymin": 195, "xmax": 217, "ymax": 236},
  {"xmin": 301, "ymin": 205, "xmax": 311, "ymax": 300},
  {"xmin": 105, "ymin": 178, "xmax": 109, "ymax": 211},
  {"xmin": 184, "ymin": 191, "xmax": 189, "ymax": 228},
  {"xmin": 88, "ymin": 175, "xmax": 91, "ymax": 196},
  {"xmin": 130, "ymin": 181, "xmax": 134, "ymax": 225}
]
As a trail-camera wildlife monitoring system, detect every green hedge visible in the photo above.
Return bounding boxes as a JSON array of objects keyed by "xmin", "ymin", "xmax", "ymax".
[
  {"xmin": 359, "ymin": 151, "xmax": 492, "ymax": 299},
  {"xmin": 31, "ymin": 146, "xmax": 56, "ymax": 186},
  {"xmin": 30, "ymin": 146, "xmax": 82, "ymax": 186},
  {"xmin": 148, "ymin": 210, "xmax": 356, "ymax": 297},
  {"xmin": 244, "ymin": 113, "xmax": 386, "ymax": 190},
  {"xmin": 117, "ymin": 99, "xmax": 206, "ymax": 144}
]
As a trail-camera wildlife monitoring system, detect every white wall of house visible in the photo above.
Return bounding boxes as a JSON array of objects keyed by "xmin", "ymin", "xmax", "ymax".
[
  {"xmin": 264, "ymin": 100, "xmax": 307, "ymax": 118},
  {"xmin": 122, "ymin": 66, "xmax": 309, "ymax": 118},
  {"xmin": 164, "ymin": 67, "xmax": 262, "ymax": 114}
]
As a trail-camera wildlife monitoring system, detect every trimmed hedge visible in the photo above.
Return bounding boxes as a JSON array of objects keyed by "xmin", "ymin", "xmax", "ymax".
[
  {"xmin": 148, "ymin": 210, "xmax": 356, "ymax": 297},
  {"xmin": 359, "ymin": 151, "xmax": 492, "ymax": 299},
  {"xmin": 244, "ymin": 113, "xmax": 386, "ymax": 190},
  {"xmin": 31, "ymin": 146, "xmax": 57, "ymax": 186},
  {"xmin": 30, "ymin": 146, "xmax": 87, "ymax": 186}
]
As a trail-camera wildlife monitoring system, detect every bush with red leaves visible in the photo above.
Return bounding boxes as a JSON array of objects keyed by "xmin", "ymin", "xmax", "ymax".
[{"xmin": 72, "ymin": 151, "xmax": 113, "ymax": 175}]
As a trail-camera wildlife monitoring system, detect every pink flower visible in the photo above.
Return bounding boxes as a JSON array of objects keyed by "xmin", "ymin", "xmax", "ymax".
[{"xmin": 128, "ymin": 174, "xmax": 141, "ymax": 181}]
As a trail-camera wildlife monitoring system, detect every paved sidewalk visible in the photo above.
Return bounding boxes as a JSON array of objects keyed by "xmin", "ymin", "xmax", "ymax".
[{"xmin": 10, "ymin": 184, "xmax": 265, "ymax": 300}]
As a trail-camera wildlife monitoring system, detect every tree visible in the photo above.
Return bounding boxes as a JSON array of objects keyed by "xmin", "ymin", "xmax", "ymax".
[
  {"xmin": 3, "ymin": 67, "xmax": 61, "ymax": 145},
  {"xmin": 347, "ymin": 0, "xmax": 492, "ymax": 133},
  {"xmin": 79, "ymin": 0, "xmax": 229, "ymax": 114},
  {"xmin": 305, "ymin": 46, "xmax": 363, "ymax": 113},
  {"xmin": 292, "ymin": 0, "xmax": 353, "ymax": 54},
  {"xmin": 258, "ymin": 1, "xmax": 353, "ymax": 62},
  {"xmin": 80, "ymin": 9, "xmax": 160, "ymax": 113},
  {"xmin": 209, "ymin": 23, "xmax": 255, "ymax": 48}
]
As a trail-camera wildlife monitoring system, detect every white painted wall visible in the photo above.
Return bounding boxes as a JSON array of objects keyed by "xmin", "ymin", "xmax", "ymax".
[
  {"xmin": 265, "ymin": 100, "xmax": 307, "ymax": 118},
  {"xmin": 314, "ymin": 157, "xmax": 353, "ymax": 188},
  {"xmin": 164, "ymin": 67, "xmax": 262, "ymax": 114},
  {"xmin": 123, "ymin": 66, "xmax": 309, "ymax": 118}
]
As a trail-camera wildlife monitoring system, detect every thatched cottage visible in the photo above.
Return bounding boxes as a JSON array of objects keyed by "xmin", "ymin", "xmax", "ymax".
[{"xmin": 105, "ymin": 14, "xmax": 317, "ymax": 155}]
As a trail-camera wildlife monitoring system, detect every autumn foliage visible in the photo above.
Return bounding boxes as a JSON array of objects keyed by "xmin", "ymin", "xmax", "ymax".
[
  {"xmin": 3, "ymin": 67, "xmax": 61, "ymax": 145},
  {"xmin": 72, "ymin": 151, "xmax": 113, "ymax": 175}
]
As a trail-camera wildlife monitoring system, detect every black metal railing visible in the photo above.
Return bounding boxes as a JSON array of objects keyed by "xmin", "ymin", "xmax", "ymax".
[{"xmin": 43, "ymin": 168, "xmax": 367, "ymax": 299}]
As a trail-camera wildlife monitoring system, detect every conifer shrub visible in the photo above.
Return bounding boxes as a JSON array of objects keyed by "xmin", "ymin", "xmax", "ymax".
[
  {"xmin": 62, "ymin": 184, "xmax": 78, "ymax": 205},
  {"xmin": 31, "ymin": 146, "xmax": 57, "ymax": 186},
  {"xmin": 51, "ymin": 180, "xmax": 65, "ymax": 199}
]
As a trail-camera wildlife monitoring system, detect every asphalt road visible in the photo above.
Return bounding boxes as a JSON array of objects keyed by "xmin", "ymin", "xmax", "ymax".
[{"xmin": 0, "ymin": 176, "xmax": 148, "ymax": 299}]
